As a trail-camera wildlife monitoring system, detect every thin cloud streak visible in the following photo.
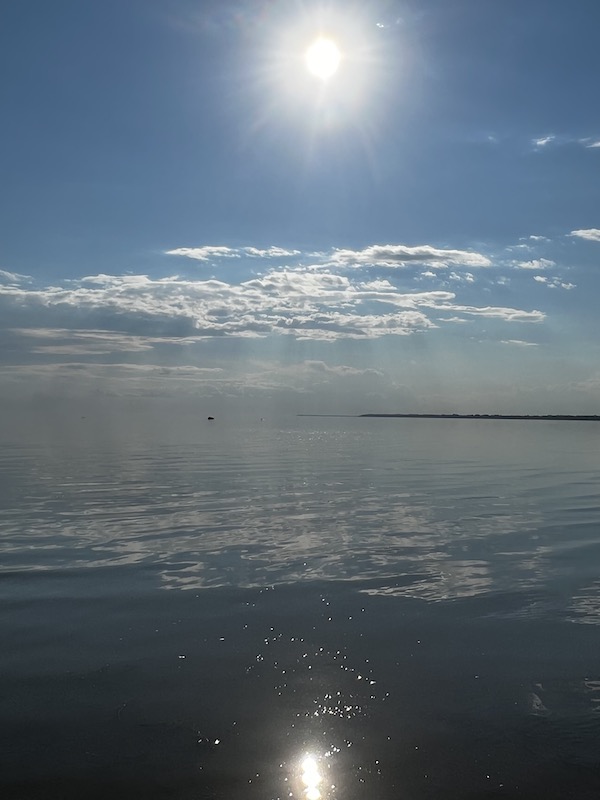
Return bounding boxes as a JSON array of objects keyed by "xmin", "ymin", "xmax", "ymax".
[{"xmin": 166, "ymin": 245, "xmax": 301, "ymax": 261}]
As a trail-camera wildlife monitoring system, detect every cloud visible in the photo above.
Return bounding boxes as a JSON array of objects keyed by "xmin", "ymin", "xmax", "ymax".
[
  {"xmin": 530, "ymin": 136, "xmax": 600, "ymax": 152},
  {"xmin": 0, "ymin": 357, "xmax": 395, "ymax": 413},
  {"xmin": 500, "ymin": 340, "xmax": 539, "ymax": 347},
  {"xmin": 294, "ymin": 360, "xmax": 384, "ymax": 378},
  {"xmin": 243, "ymin": 247, "xmax": 301, "ymax": 258},
  {"xmin": 10, "ymin": 328, "xmax": 202, "ymax": 355},
  {"xmin": 516, "ymin": 258, "xmax": 556, "ymax": 270},
  {"xmin": 165, "ymin": 246, "xmax": 241, "ymax": 261},
  {"xmin": 0, "ymin": 362, "xmax": 226, "ymax": 399},
  {"xmin": 570, "ymin": 228, "xmax": 600, "ymax": 242},
  {"xmin": 0, "ymin": 269, "xmax": 30, "ymax": 284},
  {"xmin": 279, "ymin": 310, "xmax": 438, "ymax": 341},
  {"xmin": 0, "ymin": 271, "xmax": 444, "ymax": 345},
  {"xmin": 533, "ymin": 275, "xmax": 575, "ymax": 290},
  {"xmin": 533, "ymin": 135, "xmax": 555, "ymax": 148},
  {"xmin": 442, "ymin": 304, "xmax": 545, "ymax": 322},
  {"xmin": 0, "ymin": 250, "xmax": 547, "ymax": 357},
  {"xmin": 166, "ymin": 242, "xmax": 493, "ymax": 270},
  {"xmin": 329, "ymin": 244, "xmax": 491, "ymax": 268},
  {"xmin": 579, "ymin": 137, "xmax": 600, "ymax": 149},
  {"xmin": 166, "ymin": 245, "xmax": 301, "ymax": 262},
  {"xmin": 447, "ymin": 271, "xmax": 475, "ymax": 283}
]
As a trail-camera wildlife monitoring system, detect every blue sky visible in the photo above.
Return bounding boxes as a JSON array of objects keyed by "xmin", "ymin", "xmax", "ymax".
[{"xmin": 2, "ymin": 0, "xmax": 600, "ymax": 423}]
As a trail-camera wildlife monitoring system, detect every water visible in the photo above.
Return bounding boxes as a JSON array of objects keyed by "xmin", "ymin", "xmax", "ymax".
[{"xmin": 2, "ymin": 417, "xmax": 600, "ymax": 798}]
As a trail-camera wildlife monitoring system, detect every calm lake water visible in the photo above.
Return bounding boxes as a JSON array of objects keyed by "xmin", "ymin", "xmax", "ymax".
[{"xmin": 2, "ymin": 417, "xmax": 600, "ymax": 799}]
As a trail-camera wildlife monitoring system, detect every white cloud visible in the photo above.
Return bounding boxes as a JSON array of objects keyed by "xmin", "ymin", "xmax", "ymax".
[
  {"xmin": 243, "ymin": 246, "xmax": 301, "ymax": 258},
  {"xmin": 166, "ymin": 245, "xmax": 301, "ymax": 262},
  {"xmin": 500, "ymin": 340, "xmax": 539, "ymax": 347},
  {"xmin": 284, "ymin": 310, "xmax": 438, "ymax": 341},
  {"xmin": 330, "ymin": 244, "xmax": 491, "ymax": 268},
  {"xmin": 0, "ymin": 269, "xmax": 29, "ymax": 284},
  {"xmin": 166, "ymin": 242, "xmax": 493, "ymax": 270},
  {"xmin": 533, "ymin": 275, "xmax": 575, "ymax": 290},
  {"xmin": 570, "ymin": 228, "xmax": 600, "ymax": 241},
  {"xmin": 531, "ymin": 136, "xmax": 600, "ymax": 152},
  {"xmin": 533, "ymin": 135, "xmax": 555, "ymax": 148},
  {"xmin": 516, "ymin": 258, "xmax": 556, "ymax": 270},
  {"xmin": 448, "ymin": 271, "xmax": 475, "ymax": 283},
  {"xmin": 10, "ymin": 328, "xmax": 202, "ymax": 355},
  {"xmin": 442, "ymin": 304, "xmax": 545, "ymax": 322},
  {"xmin": 165, "ymin": 246, "xmax": 241, "ymax": 261},
  {"xmin": 296, "ymin": 360, "xmax": 384, "ymax": 378},
  {"xmin": 0, "ymin": 271, "xmax": 442, "ymax": 343},
  {"xmin": 0, "ymin": 252, "xmax": 547, "ymax": 354}
]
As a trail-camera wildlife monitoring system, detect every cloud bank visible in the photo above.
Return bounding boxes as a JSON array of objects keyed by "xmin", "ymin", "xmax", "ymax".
[{"xmin": 0, "ymin": 259, "xmax": 543, "ymax": 351}]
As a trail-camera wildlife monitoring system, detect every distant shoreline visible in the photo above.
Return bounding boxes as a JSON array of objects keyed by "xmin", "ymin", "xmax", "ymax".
[{"xmin": 298, "ymin": 413, "xmax": 600, "ymax": 421}]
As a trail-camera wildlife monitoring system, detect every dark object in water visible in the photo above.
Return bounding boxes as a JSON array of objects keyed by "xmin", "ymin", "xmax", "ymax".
[{"xmin": 207, "ymin": 416, "xmax": 215, "ymax": 421}]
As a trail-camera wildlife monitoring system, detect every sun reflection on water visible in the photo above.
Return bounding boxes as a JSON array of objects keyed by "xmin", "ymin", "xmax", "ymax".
[
  {"xmin": 300, "ymin": 755, "xmax": 324, "ymax": 800},
  {"xmin": 300, "ymin": 755, "xmax": 335, "ymax": 800}
]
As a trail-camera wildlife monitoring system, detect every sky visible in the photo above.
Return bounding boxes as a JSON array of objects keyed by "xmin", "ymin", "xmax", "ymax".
[{"xmin": 2, "ymin": 0, "xmax": 600, "ymax": 428}]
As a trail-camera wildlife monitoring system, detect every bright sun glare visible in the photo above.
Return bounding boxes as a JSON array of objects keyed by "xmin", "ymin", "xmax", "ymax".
[
  {"xmin": 305, "ymin": 37, "xmax": 341, "ymax": 80},
  {"xmin": 301, "ymin": 756, "xmax": 322, "ymax": 800}
]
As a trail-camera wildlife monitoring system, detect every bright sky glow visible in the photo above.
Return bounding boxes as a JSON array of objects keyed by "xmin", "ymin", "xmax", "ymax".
[
  {"xmin": 305, "ymin": 37, "xmax": 341, "ymax": 80},
  {"xmin": 2, "ymin": 1, "xmax": 600, "ymax": 426}
]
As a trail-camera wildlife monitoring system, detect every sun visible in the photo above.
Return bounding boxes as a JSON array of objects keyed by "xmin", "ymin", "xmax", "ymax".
[{"xmin": 305, "ymin": 37, "xmax": 341, "ymax": 80}]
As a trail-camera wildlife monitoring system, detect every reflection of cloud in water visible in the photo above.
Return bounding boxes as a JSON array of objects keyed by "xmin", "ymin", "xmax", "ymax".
[
  {"xmin": 0, "ymin": 431, "xmax": 596, "ymax": 608},
  {"xmin": 360, "ymin": 559, "xmax": 493, "ymax": 601},
  {"xmin": 9, "ymin": 482, "xmax": 536, "ymax": 596},
  {"xmin": 568, "ymin": 580, "xmax": 600, "ymax": 625}
]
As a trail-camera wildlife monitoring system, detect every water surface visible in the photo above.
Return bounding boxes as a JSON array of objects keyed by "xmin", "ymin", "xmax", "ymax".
[{"xmin": 2, "ymin": 418, "xmax": 600, "ymax": 798}]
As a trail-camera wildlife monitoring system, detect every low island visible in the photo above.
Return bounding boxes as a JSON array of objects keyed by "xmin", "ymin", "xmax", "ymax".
[
  {"xmin": 297, "ymin": 414, "xmax": 600, "ymax": 421},
  {"xmin": 359, "ymin": 413, "xmax": 600, "ymax": 421}
]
